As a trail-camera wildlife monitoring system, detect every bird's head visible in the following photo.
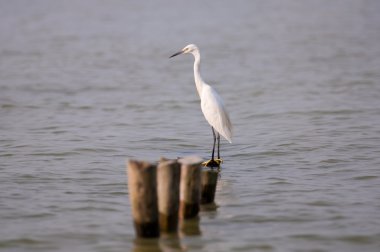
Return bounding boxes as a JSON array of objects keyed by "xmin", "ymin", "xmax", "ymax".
[{"xmin": 170, "ymin": 44, "xmax": 199, "ymax": 58}]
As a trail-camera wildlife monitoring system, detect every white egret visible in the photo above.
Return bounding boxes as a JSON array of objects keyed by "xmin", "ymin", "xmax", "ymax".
[{"xmin": 170, "ymin": 44, "xmax": 232, "ymax": 167}]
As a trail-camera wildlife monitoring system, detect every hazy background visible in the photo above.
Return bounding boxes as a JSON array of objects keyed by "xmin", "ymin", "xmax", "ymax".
[{"xmin": 1, "ymin": 0, "xmax": 380, "ymax": 251}]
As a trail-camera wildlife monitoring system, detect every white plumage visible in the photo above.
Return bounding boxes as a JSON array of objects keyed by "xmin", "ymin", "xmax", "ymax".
[
  {"xmin": 200, "ymin": 84, "xmax": 232, "ymax": 143},
  {"xmin": 170, "ymin": 44, "xmax": 232, "ymax": 167}
]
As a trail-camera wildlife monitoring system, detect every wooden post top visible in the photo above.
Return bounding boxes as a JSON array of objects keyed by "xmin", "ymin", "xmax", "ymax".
[{"xmin": 178, "ymin": 156, "xmax": 203, "ymax": 166}]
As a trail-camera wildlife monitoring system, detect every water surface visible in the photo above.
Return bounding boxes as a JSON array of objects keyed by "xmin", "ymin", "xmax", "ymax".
[{"xmin": 1, "ymin": 0, "xmax": 380, "ymax": 251}]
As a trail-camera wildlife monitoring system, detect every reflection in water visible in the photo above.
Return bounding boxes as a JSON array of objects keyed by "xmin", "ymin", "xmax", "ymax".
[
  {"xmin": 133, "ymin": 234, "xmax": 187, "ymax": 252},
  {"xmin": 132, "ymin": 208, "xmax": 207, "ymax": 251},
  {"xmin": 159, "ymin": 234, "xmax": 186, "ymax": 252},
  {"xmin": 179, "ymin": 217, "xmax": 202, "ymax": 237},
  {"xmin": 133, "ymin": 238, "xmax": 162, "ymax": 252},
  {"xmin": 200, "ymin": 202, "xmax": 218, "ymax": 212}
]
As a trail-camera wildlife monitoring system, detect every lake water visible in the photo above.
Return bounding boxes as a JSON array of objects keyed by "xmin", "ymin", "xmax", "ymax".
[{"xmin": 1, "ymin": 0, "xmax": 380, "ymax": 251}]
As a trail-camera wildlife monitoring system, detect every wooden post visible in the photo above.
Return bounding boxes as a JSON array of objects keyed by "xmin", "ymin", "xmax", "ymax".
[
  {"xmin": 200, "ymin": 169, "xmax": 219, "ymax": 204},
  {"xmin": 157, "ymin": 159, "xmax": 181, "ymax": 233},
  {"xmin": 127, "ymin": 160, "xmax": 159, "ymax": 238},
  {"xmin": 178, "ymin": 156, "xmax": 203, "ymax": 219}
]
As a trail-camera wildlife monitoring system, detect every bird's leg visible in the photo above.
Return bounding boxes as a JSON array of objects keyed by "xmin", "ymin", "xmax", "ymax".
[
  {"xmin": 211, "ymin": 127, "xmax": 216, "ymax": 160},
  {"xmin": 202, "ymin": 127, "xmax": 221, "ymax": 167},
  {"xmin": 217, "ymin": 133, "xmax": 220, "ymax": 159},
  {"xmin": 215, "ymin": 133, "xmax": 223, "ymax": 164}
]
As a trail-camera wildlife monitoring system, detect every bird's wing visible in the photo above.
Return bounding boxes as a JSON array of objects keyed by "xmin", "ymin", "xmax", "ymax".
[{"xmin": 201, "ymin": 85, "xmax": 232, "ymax": 143}]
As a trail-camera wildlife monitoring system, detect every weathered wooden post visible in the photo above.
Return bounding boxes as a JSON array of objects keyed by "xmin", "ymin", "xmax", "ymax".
[
  {"xmin": 200, "ymin": 169, "xmax": 219, "ymax": 204},
  {"xmin": 127, "ymin": 160, "xmax": 159, "ymax": 238},
  {"xmin": 178, "ymin": 156, "xmax": 203, "ymax": 219},
  {"xmin": 157, "ymin": 159, "xmax": 181, "ymax": 233}
]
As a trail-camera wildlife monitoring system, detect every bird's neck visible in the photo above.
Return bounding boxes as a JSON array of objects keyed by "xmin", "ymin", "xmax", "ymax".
[{"xmin": 193, "ymin": 51, "xmax": 204, "ymax": 97}]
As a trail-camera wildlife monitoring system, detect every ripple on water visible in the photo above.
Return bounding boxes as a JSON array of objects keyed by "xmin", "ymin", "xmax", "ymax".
[
  {"xmin": 29, "ymin": 151, "xmax": 81, "ymax": 157},
  {"xmin": 0, "ymin": 238, "xmax": 56, "ymax": 250},
  {"xmin": 290, "ymin": 234, "xmax": 379, "ymax": 245},
  {"xmin": 305, "ymin": 200, "xmax": 336, "ymax": 207},
  {"xmin": 351, "ymin": 175, "xmax": 378, "ymax": 181},
  {"xmin": 232, "ymin": 244, "xmax": 273, "ymax": 251},
  {"xmin": 1, "ymin": 104, "xmax": 16, "ymax": 109},
  {"xmin": 267, "ymin": 177, "xmax": 292, "ymax": 185},
  {"xmin": 229, "ymin": 214, "xmax": 314, "ymax": 224},
  {"xmin": 319, "ymin": 158, "xmax": 347, "ymax": 164}
]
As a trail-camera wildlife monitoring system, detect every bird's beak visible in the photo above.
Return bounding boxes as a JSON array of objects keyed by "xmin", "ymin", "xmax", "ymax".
[{"xmin": 169, "ymin": 50, "xmax": 184, "ymax": 58}]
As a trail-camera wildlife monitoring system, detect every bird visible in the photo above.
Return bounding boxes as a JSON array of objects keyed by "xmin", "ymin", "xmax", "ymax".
[{"xmin": 170, "ymin": 44, "xmax": 232, "ymax": 167}]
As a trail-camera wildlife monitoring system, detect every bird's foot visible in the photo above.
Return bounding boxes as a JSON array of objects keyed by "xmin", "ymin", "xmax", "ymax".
[{"xmin": 202, "ymin": 158, "xmax": 223, "ymax": 168}]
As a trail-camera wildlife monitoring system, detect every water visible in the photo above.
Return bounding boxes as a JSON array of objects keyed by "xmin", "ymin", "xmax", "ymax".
[{"xmin": 1, "ymin": 0, "xmax": 380, "ymax": 251}]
